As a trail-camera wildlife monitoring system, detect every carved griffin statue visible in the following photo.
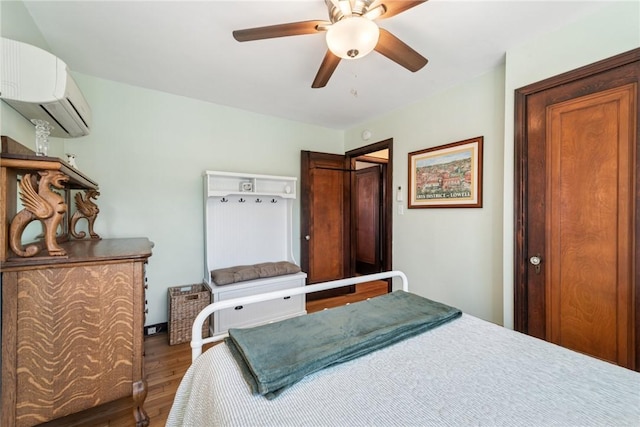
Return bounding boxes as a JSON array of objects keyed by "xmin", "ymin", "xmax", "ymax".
[
  {"xmin": 70, "ymin": 189, "xmax": 101, "ymax": 239},
  {"xmin": 9, "ymin": 171, "xmax": 69, "ymax": 257}
]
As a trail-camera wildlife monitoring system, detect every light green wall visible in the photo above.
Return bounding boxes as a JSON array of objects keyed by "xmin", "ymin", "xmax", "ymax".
[
  {"xmin": 1, "ymin": 0, "xmax": 49, "ymax": 49},
  {"xmin": 3, "ymin": 74, "xmax": 343, "ymax": 326},
  {"xmin": 62, "ymin": 76, "xmax": 343, "ymax": 325},
  {"xmin": 345, "ymin": 67, "xmax": 506, "ymax": 324}
]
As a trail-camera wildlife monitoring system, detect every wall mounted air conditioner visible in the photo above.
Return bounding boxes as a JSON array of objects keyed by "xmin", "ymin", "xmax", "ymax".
[{"xmin": 1, "ymin": 37, "xmax": 92, "ymax": 138}]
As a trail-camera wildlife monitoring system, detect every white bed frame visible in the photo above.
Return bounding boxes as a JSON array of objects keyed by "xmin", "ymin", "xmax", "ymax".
[
  {"xmin": 190, "ymin": 271, "xmax": 409, "ymax": 361},
  {"xmin": 172, "ymin": 270, "xmax": 639, "ymax": 427}
]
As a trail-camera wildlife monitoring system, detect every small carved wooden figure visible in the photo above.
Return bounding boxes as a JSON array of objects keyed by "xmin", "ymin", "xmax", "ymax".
[
  {"xmin": 70, "ymin": 189, "xmax": 101, "ymax": 239},
  {"xmin": 9, "ymin": 171, "xmax": 69, "ymax": 257}
]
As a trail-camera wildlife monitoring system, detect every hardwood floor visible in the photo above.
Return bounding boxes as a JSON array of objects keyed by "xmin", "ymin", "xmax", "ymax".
[{"xmin": 41, "ymin": 280, "xmax": 388, "ymax": 426}]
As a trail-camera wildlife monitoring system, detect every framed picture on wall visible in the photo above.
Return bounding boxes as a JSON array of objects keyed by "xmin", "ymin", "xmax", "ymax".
[{"xmin": 408, "ymin": 136, "xmax": 483, "ymax": 208}]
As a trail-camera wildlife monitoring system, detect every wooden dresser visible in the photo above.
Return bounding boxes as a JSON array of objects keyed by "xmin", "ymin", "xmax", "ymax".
[{"xmin": 1, "ymin": 137, "xmax": 153, "ymax": 426}]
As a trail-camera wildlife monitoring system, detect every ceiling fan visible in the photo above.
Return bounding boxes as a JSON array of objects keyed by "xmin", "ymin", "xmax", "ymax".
[{"xmin": 232, "ymin": 0, "xmax": 429, "ymax": 88}]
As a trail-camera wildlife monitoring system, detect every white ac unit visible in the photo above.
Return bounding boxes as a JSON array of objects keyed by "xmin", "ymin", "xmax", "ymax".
[{"xmin": 1, "ymin": 37, "xmax": 92, "ymax": 138}]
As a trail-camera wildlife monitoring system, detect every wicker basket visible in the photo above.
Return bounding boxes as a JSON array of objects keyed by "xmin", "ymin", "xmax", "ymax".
[{"xmin": 168, "ymin": 283, "xmax": 211, "ymax": 345}]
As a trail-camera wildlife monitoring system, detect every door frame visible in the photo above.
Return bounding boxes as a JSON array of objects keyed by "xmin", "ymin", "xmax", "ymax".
[
  {"xmin": 514, "ymin": 49, "xmax": 639, "ymax": 364},
  {"xmin": 346, "ymin": 139, "xmax": 393, "ymax": 290}
]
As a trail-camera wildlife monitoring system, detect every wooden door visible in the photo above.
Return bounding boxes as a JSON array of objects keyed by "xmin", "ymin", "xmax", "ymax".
[
  {"xmin": 515, "ymin": 49, "xmax": 639, "ymax": 370},
  {"xmin": 300, "ymin": 151, "xmax": 351, "ymax": 300},
  {"xmin": 355, "ymin": 165, "xmax": 382, "ymax": 274}
]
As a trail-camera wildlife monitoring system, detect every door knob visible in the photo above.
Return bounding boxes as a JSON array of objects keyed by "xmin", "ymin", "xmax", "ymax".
[
  {"xmin": 305, "ymin": 235, "xmax": 310, "ymax": 241},
  {"xmin": 529, "ymin": 255, "xmax": 542, "ymax": 274}
]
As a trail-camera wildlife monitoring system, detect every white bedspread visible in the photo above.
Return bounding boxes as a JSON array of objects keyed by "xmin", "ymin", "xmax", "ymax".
[{"xmin": 167, "ymin": 314, "xmax": 640, "ymax": 426}]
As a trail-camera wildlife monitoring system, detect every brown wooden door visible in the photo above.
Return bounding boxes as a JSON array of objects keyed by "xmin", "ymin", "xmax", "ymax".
[
  {"xmin": 300, "ymin": 151, "xmax": 351, "ymax": 299},
  {"xmin": 515, "ymin": 49, "xmax": 639, "ymax": 370},
  {"xmin": 355, "ymin": 165, "xmax": 382, "ymax": 274}
]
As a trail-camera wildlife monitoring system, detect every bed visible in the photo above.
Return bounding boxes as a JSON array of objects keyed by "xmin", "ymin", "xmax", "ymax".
[{"xmin": 167, "ymin": 271, "xmax": 640, "ymax": 426}]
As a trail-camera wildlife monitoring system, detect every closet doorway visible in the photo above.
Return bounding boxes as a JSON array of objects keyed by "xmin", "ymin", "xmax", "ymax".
[{"xmin": 301, "ymin": 139, "xmax": 393, "ymax": 299}]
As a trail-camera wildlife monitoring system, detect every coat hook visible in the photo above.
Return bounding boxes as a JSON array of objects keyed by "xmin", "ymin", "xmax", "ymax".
[
  {"xmin": 221, "ymin": 197, "xmax": 228, "ymax": 203},
  {"xmin": 239, "ymin": 198, "xmax": 246, "ymax": 203},
  {"xmin": 256, "ymin": 198, "xmax": 262, "ymax": 203},
  {"xmin": 271, "ymin": 198, "xmax": 278, "ymax": 203}
]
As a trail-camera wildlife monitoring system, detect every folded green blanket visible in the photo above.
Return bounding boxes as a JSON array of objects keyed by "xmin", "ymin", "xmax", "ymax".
[{"xmin": 225, "ymin": 290, "xmax": 461, "ymax": 399}]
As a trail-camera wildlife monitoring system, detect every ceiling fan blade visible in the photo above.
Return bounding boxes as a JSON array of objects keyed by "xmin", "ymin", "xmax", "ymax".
[
  {"xmin": 374, "ymin": 28, "xmax": 428, "ymax": 72},
  {"xmin": 312, "ymin": 51, "xmax": 342, "ymax": 88},
  {"xmin": 377, "ymin": 0, "xmax": 427, "ymax": 19},
  {"xmin": 233, "ymin": 20, "xmax": 329, "ymax": 42}
]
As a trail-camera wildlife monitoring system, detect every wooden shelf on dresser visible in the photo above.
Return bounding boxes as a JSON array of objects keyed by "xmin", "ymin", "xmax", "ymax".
[
  {"xmin": 1, "ymin": 238, "xmax": 153, "ymax": 427},
  {"xmin": 0, "ymin": 138, "xmax": 99, "ymax": 262}
]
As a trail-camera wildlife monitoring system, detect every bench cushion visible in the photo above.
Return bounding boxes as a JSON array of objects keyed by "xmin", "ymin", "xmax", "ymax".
[{"xmin": 211, "ymin": 262, "xmax": 301, "ymax": 286}]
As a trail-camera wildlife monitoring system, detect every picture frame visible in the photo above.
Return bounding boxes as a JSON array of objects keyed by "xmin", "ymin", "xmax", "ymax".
[{"xmin": 408, "ymin": 136, "xmax": 483, "ymax": 208}]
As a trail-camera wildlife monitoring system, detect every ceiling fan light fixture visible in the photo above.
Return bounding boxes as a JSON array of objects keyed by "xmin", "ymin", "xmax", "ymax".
[{"xmin": 326, "ymin": 16, "xmax": 379, "ymax": 59}]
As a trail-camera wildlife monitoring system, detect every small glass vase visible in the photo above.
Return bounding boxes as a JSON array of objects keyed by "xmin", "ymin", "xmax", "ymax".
[{"xmin": 31, "ymin": 119, "xmax": 54, "ymax": 156}]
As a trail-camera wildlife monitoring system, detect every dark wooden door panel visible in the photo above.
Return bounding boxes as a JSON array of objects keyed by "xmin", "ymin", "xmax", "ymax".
[
  {"xmin": 300, "ymin": 151, "xmax": 351, "ymax": 300},
  {"xmin": 515, "ymin": 48, "xmax": 639, "ymax": 370},
  {"xmin": 310, "ymin": 166, "xmax": 346, "ymax": 281},
  {"xmin": 355, "ymin": 166, "xmax": 381, "ymax": 274}
]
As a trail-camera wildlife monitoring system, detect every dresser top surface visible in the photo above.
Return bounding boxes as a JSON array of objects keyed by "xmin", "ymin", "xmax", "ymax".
[{"xmin": 1, "ymin": 237, "xmax": 153, "ymax": 269}]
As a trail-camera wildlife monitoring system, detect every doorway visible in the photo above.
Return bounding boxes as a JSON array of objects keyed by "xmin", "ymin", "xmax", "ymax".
[
  {"xmin": 351, "ymin": 148, "xmax": 389, "ymax": 278},
  {"xmin": 300, "ymin": 139, "xmax": 393, "ymax": 297},
  {"xmin": 346, "ymin": 140, "xmax": 393, "ymax": 280},
  {"xmin": 514, "ymin": 49, "xmax": 639, "ymax": 370}
]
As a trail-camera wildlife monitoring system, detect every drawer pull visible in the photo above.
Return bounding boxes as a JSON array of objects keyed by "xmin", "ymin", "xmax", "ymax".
[
  {"xmin": 283, "ymin": 296, "xmax": 291, "ymax": 300},
  {"xmin": 234, "ymin": 305, "xmax": 244, "ymax": 310}
]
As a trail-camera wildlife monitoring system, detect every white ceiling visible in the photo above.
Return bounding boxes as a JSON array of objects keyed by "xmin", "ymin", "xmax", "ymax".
[{"xmin": 22, "ymin": 0, "xmax": 609, "ymax": 130}]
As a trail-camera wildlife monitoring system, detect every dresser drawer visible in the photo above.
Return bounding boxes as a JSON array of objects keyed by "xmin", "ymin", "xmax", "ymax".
[{"xmin": 213, "ymin": 275, "xmax": 306, "ymax": 332}]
